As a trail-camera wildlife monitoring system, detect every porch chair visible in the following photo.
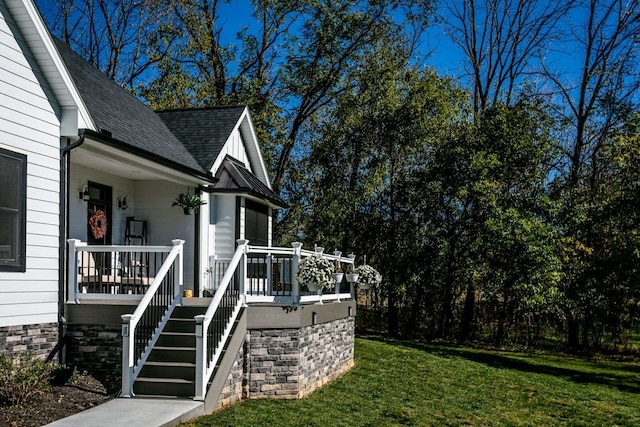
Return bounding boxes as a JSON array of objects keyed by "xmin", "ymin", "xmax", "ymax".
[{"xmin": 77, "ymin": 251, "xmax": 122, "ymax": 294}]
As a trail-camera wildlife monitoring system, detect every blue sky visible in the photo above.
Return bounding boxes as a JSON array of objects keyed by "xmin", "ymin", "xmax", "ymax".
[{"xmin": 216, "ymin": 0, "xmax": 468, "ymax": 77}]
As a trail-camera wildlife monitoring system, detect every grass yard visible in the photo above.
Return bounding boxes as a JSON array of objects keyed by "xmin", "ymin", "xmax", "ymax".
[{"xmin": 184, "ymin": 337, "xmax": 640, "ymax": 426}]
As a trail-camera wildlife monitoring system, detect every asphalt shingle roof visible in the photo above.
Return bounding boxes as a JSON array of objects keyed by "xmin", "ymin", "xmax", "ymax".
[
  {"xmin": 156, "ymin": 106, "xmax": 246, "ymax": 171},
  {"xmin": 54, "ymin": 39, "xmax": 205, "ymax": 174}
]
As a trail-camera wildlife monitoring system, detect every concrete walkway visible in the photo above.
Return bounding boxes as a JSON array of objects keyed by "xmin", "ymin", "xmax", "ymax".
[{"xmin": 44, "ymin": 397, "xmax": 204, "ymax": 427}]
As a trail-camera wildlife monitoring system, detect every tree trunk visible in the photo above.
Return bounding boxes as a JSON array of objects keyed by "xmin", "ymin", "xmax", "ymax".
[
  {"xmin": 459, "ymin": 283, "xmax": 476, "ymax": 342},
  {"xmin": 567, "ymin": 317, "xmax": 580, "ymax": 350},
  {"xmin": 405, "ymin": 283, "xmax": 425, "ymax": 338}
]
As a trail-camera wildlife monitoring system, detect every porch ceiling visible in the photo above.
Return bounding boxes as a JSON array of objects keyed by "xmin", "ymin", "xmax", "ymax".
[{"xmin": 71, "ymin": 139, "xmax": 208, "ymax": 185}]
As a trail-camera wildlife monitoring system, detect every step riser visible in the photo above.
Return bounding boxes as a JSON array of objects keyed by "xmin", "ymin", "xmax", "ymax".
[
  {"xmin": 172, "ymin": 306, "xmax": 205, "ymax": 318},
  {"xmin": 139, "ymin": 365, "xmax": 195, "ymax": 381},
  {"xmin": 156, "ymin": 334, "xmax": 195, "ymax": 347},
  {"xmin": 163, "ymin": 320, "xmax": 195, "ymax": 334},
  {"xmin": 147, "ymin": 349, "xmax": 195, "ymax": 363},
  {"xmin": 134, "ymin": 381, "xmax": 194, "ymax": 397}
]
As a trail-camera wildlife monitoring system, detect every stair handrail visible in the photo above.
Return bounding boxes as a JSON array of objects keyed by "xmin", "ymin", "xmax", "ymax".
[
  {"xmin": 121, "ymin": 239, "xmax": 185, "ymax": 397},
  {"xmin": 194, "ymin": 239, "xmax": 248, "ymax": 400}
]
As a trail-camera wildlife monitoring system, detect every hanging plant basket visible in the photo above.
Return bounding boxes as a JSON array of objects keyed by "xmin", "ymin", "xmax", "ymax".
[
  {"xmin": 172, "ymin": 189, "xmax": 206, "ymax": 215},
  {"xmin": 355, "ymin": 264, "xmax": 382, "ymax": 289},
  {"xmin": 306, "ymin": 282, "xmax": 322, "ymax": 292},
  {"xmin": 296, "ymin": 254, "xmax": 334, "ymax": 290}
]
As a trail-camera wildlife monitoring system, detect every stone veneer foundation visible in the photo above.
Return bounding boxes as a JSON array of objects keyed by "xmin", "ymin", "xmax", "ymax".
[
  {"xmin": 64, "ymin": 301, "xmax": 356, "ymax": 411},
  {"xmin": 0, "ymin": 323, "xmax": 58, "ymax": 359},
  {"xmin": 248, "ymin": 317, "xmax": 355, "ymax": 399},
  {"xmin": 65, "ymin": 324, "xmax": 122, "ymax": 379}
]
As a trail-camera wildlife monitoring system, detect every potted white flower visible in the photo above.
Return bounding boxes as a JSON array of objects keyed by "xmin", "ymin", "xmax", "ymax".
[
  {"xmin": 355, "ymin": 264, "xmax": 382, "ymax": 290},
  {"xmin": 296, "ymin": 254, "xmax": 334, "ymax": 292}
]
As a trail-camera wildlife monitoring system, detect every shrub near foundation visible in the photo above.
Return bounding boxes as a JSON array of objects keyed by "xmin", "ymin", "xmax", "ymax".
[{"xmin": 0, "ymin": 355, "xmax": 56, "ymax": 406}]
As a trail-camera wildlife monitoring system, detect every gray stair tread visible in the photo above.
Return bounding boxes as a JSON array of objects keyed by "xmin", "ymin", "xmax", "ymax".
[
  {"xmin": 144, "ymin": 361, "xmax": 195, "ymax": 368},
  {"xmin": 153, "ymin": 346, "xmax": 195, "ymax": 351},
  {"xmin": 132, "ymin": 394, "xmax": 195, "ymax": 400},
  {"xmin": 136, "ymin": 377, "xmax": 194, "ymax": 384}
]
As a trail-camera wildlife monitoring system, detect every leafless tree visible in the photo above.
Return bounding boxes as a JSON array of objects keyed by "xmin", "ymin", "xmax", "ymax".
[
  {"xmin": 444, "ymin": 0, "xmax": 570, "ymax": 115},
  {"xmin": 541, "ymin": 0, "xmax": 640, "ymax": 187},
  {"xmin": 36, "ymin": 0, "xmax": 156, "ymax": 88}
]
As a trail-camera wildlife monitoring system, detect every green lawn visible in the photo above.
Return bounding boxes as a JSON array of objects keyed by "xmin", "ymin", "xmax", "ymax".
[{"xmin": 184, "ymin": 337, "xmax": 640, "ymax": 426}]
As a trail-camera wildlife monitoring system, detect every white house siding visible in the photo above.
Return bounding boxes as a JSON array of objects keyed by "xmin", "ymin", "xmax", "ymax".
[
  {"xmin": 0, "ymin": 3, "xmax": 60, "ymax": 329},
  {"xmin": 134, "ymin": 180, "xmax": 196, "ymax": 289},
  {"xmin": 68, "ymin": 164, "xmax": 135, "ymax": 244},
  {"xmin": 214, "ymin": 194, "xmax": 237, "ymax": 261}
]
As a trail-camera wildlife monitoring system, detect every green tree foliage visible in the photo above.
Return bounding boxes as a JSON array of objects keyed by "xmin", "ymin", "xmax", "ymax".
[{"xmin": 36, "ymin": 0, "xmax": 640, "ymax": 351}]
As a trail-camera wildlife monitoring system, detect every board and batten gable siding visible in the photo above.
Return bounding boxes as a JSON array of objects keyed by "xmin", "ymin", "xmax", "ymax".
[
  {"xmin": 210, "ymin": 126, "xmax": 252, "ymax": 175},
  {"xmin": 0, "ymin": 3, "xmax": 61, "ymax": 327}
]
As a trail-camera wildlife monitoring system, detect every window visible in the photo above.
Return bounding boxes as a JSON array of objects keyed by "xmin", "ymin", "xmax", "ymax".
[
  {"xmin": 0, "ymin": 147, "xmax": 27, "ymax": 271},
  {"xmin": 245, "ymin": 200, "xmax": 269, "ymax": 247}
]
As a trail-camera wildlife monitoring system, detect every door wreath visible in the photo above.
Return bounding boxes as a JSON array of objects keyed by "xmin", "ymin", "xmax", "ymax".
[{"xmin": 89, "ymin": 210, "xmax": 108, "ymax": 239}]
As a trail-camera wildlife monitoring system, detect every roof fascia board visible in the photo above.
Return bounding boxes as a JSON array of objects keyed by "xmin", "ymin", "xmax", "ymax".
[
  {"xmin": 81, "ymin": 129, "xmax": 216, "ymax": 184},
  {"xmin": 9, "ymin": 0, "xmax": 95, "ymax": 133},
  {"xmin": 211, "ymin": 188, "xmax": 286, "ymax": 209},
  {"xmin": 238, "ymin": 108, "xmax": 272, "ymax": 188}
]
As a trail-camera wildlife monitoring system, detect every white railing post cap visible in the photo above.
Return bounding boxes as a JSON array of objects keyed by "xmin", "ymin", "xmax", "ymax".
[{"xmin": 172, "ymin": 239, "xmax": 185, "ymax": 246}]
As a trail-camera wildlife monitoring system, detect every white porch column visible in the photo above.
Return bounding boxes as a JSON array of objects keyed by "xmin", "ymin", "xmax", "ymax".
[
  {"xmin": 121, "ymin": 314, "xmax": 134, "ymax": 397},
  {"xmin": 291, "ymin": 242, "xmax": 303, "ymax": 305},
  {"xmin": 172, "ymin": 239, "xmax": 185, "ymax": 306},
  {"xmin": 194, "ymin": 314, "xmax": 206, "ymax": 401},
  {"xmin": 66, "ymin": 239, "xmax": 83, "ymax": 303},
  {"xmin": 237, "ymin": 239, "xmax": 249, "ymax": 304}
]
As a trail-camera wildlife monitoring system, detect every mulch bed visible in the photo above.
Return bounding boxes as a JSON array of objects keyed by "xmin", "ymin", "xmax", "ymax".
[{"xmin": 0, "ymin": 374, "xmax": 114, "ymax": 427}]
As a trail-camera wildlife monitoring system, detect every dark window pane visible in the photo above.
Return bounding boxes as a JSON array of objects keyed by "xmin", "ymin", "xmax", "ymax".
[
  {"xmin": 0, "ymin": 160, "xmax": 20, "ymax": 208},
  {"xmin": 245, "ymin": 200, "xmax": 268, "ymax": 246},
  {"xmin": 0, "ymin": 147, "xmax": 26, "ymax": 271},
  {"xmin": 0, "ymin": 211, "xmax": 18, "ymax": 261}
]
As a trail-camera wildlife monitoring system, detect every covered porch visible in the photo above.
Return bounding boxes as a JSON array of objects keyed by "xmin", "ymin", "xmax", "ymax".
[
  {"xmin": 67, "ymin": 130, "xmax": 214, "ymax": 294},
  {"xmin": 64, "ymin": 239, "xmax": 358, "ymax": 409}
]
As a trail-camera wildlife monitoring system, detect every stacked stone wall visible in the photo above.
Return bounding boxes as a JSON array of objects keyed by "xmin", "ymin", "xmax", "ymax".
[
  {"xmin": 247, "ymin": 316, "xmax": 355, "ymax": 400},
  {"xmin": 65, "ymin": 324, "xmax": 122, "ymax": 383},
  {"xmin": 299, "ymin": 316, "xmax": 355, "ymax": 397},
  {"xmin": 248, "ymin": 329, "xmax": 301, "ymax": 398},
  {"xmin": 0, "ymin": 323, "xmax": 58, "ymax": 359},
  {"xmin": 214, "ymin": 342, "xmax": 245, "ymax": 410}
]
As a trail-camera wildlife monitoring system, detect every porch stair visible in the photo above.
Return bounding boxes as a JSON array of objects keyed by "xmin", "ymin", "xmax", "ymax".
[
  {"xmin": 133, "ymin": 302, "xmax": 247, "ymax": 408},
  {"xmin": 134, "ymin": 305, "xmax": 201, "ymax": 398}
]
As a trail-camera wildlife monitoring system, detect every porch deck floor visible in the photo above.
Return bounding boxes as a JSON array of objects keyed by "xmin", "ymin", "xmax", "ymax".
[{"xmin": 44, "ymin": 397, "xmax": 204, "ymax": 427}]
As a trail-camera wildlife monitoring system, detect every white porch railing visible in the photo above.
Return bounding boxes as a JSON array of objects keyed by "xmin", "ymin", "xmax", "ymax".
[
  {"xmin": 120, "ymin": 239, "xmax": 184, "ymax": 397},
  {"xmin": 204, "ymin": 243, "xmax": 355, "ymax": 304},
  {"xmin": 194, "ymin": 241, "xmax": 356, "ymax": 401},
  {"xmin": 66, "ymin": 239, "xmax": 185, "ymax": 397},
  {"xmin": 67, "ymin": 239, "xmax": 181, "ymax": 302}
]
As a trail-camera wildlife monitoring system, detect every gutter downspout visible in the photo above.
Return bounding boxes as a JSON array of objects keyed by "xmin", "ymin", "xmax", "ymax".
[
  {"xmin": 194, "ymin": 186, "xmax": 202, "ymax": 297},
  {"xmin": 56, "ymin": 131, "xmax": 85, "ymax": 363}
]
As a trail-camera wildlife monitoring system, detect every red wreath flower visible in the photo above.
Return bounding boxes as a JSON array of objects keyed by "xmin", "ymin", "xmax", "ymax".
[{"xmin": 89, "ymin": 210, "xmax": 108, "ymax": 239}]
